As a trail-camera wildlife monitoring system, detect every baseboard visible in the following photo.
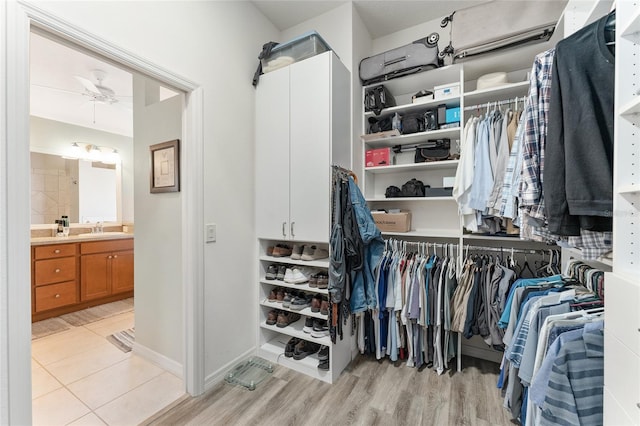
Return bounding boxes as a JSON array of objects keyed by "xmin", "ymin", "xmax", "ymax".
[
  {"xmin": 204, "ymin": 346, "xmax": 256, "ymax": 391},
  {"xmin": 133, "ymin": 343, "xmax": 184, "ymax": 378}
]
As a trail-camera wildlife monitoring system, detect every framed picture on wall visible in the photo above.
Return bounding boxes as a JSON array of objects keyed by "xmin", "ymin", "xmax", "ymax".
[{"xmin": 150, "ymin": 139, "xmax": 180, "ymax": 193}]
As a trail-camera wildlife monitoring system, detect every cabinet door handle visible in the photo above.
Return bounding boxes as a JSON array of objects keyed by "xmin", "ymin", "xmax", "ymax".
[
  {"xmin": 113, "ymin": 255, "xmax": 118, "ymax": 259},
  {"xmin": 108, "ymin": 255, "xmax": 113, "ymax": 259},
  {"xmin": 282, "ymin": 222, "xmax": 287, "ymax": 238},
  {"xmin": 54, "ymin": 249, "xmax": 61, "ymax": 254},
  {"xmin": 55, "ymin": 269, "xmax": 60, "ymax": 273},
  {"xmin": 290, "ymin": 222, "xmax": 295, "ymax": 238},
  {"xmin": 55, "ymin": 294, "xmax": 60, "ymax": 298}
]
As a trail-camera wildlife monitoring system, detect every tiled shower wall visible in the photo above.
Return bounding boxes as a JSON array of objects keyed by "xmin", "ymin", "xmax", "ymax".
[{"xmin": 31, "ymin": 152, "xmax": 79, "ymax": 225}]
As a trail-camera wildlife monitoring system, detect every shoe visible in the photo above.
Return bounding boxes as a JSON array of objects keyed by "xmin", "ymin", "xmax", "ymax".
[
  {"xmin": 272, "ymin": 244, "xmax": 292, "ymax": 257},
  {"xmin": 290, "ymin": 293, "xmax": 312, "ymax": 311},
  {"xmin": 283, "ymin": 268, "xmax": 294, "ymax": 282},
  {"xmin": 316, "ymin": 274, "xmax": 328, "ymax": 289},
  {"xmin": 266, "ymin": 310, "xmax": 279, "ymax": 326},
  {"xmin": 318, "ymin": 345, "xmax": 329, "ymax": 361},
  {"xmin": 284, "ymin": 268, "xmax": 309, "ymax": 284},
  {"xmin": 311, "ymin": 319, "xmax": 329, "ymax": 338},
  {"xmin": 276, "ymin": 288, "xmax": 285, "ymax": 303},
  {"xmin": 265, "ymin": 264, "xmax": 278, "ymax": 280},
  {"xmin": 284, "ymin": 337, "xmax": 300, "ymax": 358},
  {"xmin": 293, "ymin": 340, "xmax": 321, "ymax": 360},
  {"xmin": 266, "ymin": 246, "xmax": 274, "ymax": 256},
  {"xmin": 310, "ymin": 294, "xmax": 322, "ymax": 313},
  {"xmin": 318, "ymin": 359, "xmax": 330, "ymax": 371},
  {"xmin": 276, "ymin": 311, "xmax": 300, "ymax": 328},
  {"xmin": 302, "ymin": 317, "xmax": 314, "ymax": 333},
  {"xmin": 268, "ymin": 287, "xmax": 278, "ymax": 302},
  {"xmin": 290, "ymin": 244, "xmax": 304, "ymax": 260},
  {"xmin": 276, "ymin": 265, "xmax": 286, "ymax": 281},
  {"xmin": 320, "ymin": 296, "xmax": 329, "ymax": 315},
  {"xmin": 309, "ymin": 274, "xmax": 318, "ymax": 288},
  {"xmin": 301, "ymin": 245, "xmax": 329, "ymax": 261},
  {"xmin": 282, "ymin": 290, "xmax": 295, "ymax": 308}
]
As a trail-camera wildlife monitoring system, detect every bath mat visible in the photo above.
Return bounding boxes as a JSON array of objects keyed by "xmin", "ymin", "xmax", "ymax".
[
  {"xmin": 60, "ymin": 298, "xmax": 133, "ymax": 326},
  {"xmin": 107, "ymin": 328, "xmax": 135, "ymax": 353},
  {"xmin": 31, "ymin": 317, "xmax": 71, "ymax": 340}
]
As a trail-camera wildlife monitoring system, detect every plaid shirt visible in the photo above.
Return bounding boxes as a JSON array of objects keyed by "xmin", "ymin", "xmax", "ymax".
[{"xmin": 519, "ymin": 49, "xmax": 555, "ymax": 221}]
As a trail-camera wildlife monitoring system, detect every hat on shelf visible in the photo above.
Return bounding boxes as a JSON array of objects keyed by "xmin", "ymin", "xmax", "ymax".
[{"xmin": 476, "ymin": 72, "xmax": 509, "ymax": 90}]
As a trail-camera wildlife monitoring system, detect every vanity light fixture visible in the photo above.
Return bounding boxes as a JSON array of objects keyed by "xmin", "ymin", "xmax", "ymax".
[
  {"xmin": 102, "ymin": 148, "xmax": 120, "ymax": 164},
  {"xmin": 66, "ymin": 142, "xmax": 120, "ymax": 164}
]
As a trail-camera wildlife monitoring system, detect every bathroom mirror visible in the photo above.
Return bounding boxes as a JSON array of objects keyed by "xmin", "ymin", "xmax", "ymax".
[{"xmin": 30, "ymin": 150, "xmax": 120, "ymax": 225}]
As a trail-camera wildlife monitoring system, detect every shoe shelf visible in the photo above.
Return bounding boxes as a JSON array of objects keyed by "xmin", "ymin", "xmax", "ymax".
[
  {"xmin": 259, "ymin": 255, "xmax": 329, "ymax": 269},
  {"xmin": 260, "ymin": 299, "xmax": 328, "ymax": 320},
  {"xmin": 260, "ymin": 320, "xmax": 332, "ymax": 346},
  {"xmin": 257, "ymin": 337, "xmax": 331, "ymax": 383},
  {"xmin": 259, "ymin": 278, "xmax": 329, "ymax": 295}
]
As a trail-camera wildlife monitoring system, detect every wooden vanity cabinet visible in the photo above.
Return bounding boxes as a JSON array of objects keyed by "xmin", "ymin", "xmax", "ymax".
[
  {"xmin": 31, "ymin": 237, "xmax": 134, "ymax": 321},
  {"xmin": 80, "ymin": 239, "xmax": 134, "ymax": 301}
]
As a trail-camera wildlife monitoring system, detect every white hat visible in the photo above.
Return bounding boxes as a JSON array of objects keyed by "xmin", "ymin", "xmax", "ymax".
[{"xmin": 476, "ymin": 72, "xmax": 508, "ymax": 90}]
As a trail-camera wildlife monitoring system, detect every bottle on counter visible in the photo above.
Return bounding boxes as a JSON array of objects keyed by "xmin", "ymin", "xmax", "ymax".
[{"xmin": 56, "ymin": 220, "xmax": 63, "ymax": 235}]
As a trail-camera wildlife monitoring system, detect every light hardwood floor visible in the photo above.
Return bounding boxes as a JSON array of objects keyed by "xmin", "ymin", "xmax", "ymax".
[{"xmin": 143, "ymin": 355, "xmax": 514, "ymax": 425}]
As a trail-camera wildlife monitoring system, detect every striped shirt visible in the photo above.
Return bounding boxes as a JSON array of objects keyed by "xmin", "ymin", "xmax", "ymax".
[{"xmin": 540, "ymin": 327, "xmax": 604, "ymax": 426}]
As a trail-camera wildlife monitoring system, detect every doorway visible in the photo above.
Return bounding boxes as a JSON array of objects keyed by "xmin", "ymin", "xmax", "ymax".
[{"xmin": 2, "ymin": 3, "xmax": 205, "ymax": 424}]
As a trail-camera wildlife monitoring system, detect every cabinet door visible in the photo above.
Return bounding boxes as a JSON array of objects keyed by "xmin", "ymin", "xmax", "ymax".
[
  {"xmin": 81, "ymin": 253, "xmax": 110, "ymax": 300},
  {"xmin": 289, "ymin": 53, "xmax": 332, "ymax": 242},
  {"xmin": 255, "ymin": 66, "xmax": 291, "ymax": 240},
  {"xmin": 111, "ymin": 250, "xmax": 134, "ymax": 294}
]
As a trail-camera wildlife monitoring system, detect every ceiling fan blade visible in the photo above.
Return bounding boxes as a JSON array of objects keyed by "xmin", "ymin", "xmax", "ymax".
[
  {"xmin": 31, "ymin": 83, "xmax": 81, "ymax": 95},
  {"xmin": 74, "ymin": 75, "xmax": 101, "ymax": 94}
]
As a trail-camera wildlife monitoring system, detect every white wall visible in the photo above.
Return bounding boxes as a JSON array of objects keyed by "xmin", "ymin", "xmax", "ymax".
[
  {"xmin": 351, "ymin": 4, "xmax": 372, "ymax": 175},
  {"xmin": 23, "ymin": 0, "xmax": 279, "ymax": 385},
  {"xmin": 30, "ymin": 116, "xmax": 134, "ymax": 223},
  {"xmin": 133, "ymin": 74, "xmax": 183, "ymax": 366}
]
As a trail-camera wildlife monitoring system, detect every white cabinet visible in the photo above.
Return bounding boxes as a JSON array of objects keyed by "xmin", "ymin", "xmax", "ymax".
[
  {"xmin": 256, "ymin": 51, "xmax": 349, "ymax": 243},
  {"xmin": 605, "ymin": 1, "xmax": 640, "ymax": 423}
]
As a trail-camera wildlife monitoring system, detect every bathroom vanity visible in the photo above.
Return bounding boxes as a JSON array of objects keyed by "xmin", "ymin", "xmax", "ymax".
[{"xmin": 31, "ymin": 233, "xmax": 134, "ymax": 322}]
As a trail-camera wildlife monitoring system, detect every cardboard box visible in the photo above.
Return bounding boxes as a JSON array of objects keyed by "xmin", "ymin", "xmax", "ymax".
[
  {"xmin": 372, "ymin": 211, "xmax": 411, "ymax": 232},
  {"xmin": 365, "ymin": 147, "xmax": 392, "ymax": 167}
]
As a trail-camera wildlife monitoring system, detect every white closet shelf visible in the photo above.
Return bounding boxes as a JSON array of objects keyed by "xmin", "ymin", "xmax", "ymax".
[
  {"xmin": 463, "ymin": 81, "xmax": 529, "ymax": 104},
  {"xmin": 260, "ymin": 321, "xmax": 331, "ymax": 346},
  {"xmin": 363, "ymin": 64, "xmax": 462, "ymax": 95},
  {"xmin": 621, "ymin": 7, "xmax": 640, "ymax": 39},
  {"xmin": 259, "ymin": 255, "xmax": 329, "ymax": 269},
  {"xmin": 367, "ymin": 196, "xmax": 455, "ymax": 202},
  {"xmin": 260, "ymin": 279, "xmax": 329, "ymax": 295},
  {"xmin": 462, "ymin": 234, "xmax": 525, "ymax": 242},
  {"xmin": 260, "ymin": 299, "xmax": 328, "ymax": 320},
  {"xmin": 364, "ymin": 97, "xmax": 459, "ymax": 118},
  {"xmin": 563, "ymin": 246, "xmax": 613, "ymax": 268},
  {"xmin": 619, "ymin": 95, "xmax": 640, "ymax": 117},
  {"xmin": 362, "ymin": 128, "xmax": 460, "ymax": 148},
  {"xmin": 257, "ymin": 338, "xmax": 330, "ymax": 383},
  {"xmin": 381, "ymin": 229, "xmax": 461, "ymax": 239},
  {"xmin": 618, "ymin": 184, "xmax": 640, "ymax": 195},
  {"xmin": 365, "ymin": 160, "xmax": 459, "ymax": 174}
]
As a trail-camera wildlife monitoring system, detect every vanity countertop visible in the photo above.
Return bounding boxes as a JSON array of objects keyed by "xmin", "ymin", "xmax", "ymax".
[{"xmin": 31, "ymin": 232, "xmax": 134, "ymax": 246}]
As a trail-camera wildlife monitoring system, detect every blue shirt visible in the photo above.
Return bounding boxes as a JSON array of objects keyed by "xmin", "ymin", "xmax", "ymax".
[{"xmin": 498, "ymin": 275, "xmax": 563, "ymax": 329}]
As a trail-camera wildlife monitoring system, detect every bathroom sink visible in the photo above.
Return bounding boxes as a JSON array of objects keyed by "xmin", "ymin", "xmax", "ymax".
[{"xmin": 77, "ymin": 231, "xmax": 128, "ymax": 237}]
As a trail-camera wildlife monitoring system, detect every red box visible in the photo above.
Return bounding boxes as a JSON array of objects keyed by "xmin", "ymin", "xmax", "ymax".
[{"xmin": 365, "ymin": 147, "xmax": 391, "ymax": 168}]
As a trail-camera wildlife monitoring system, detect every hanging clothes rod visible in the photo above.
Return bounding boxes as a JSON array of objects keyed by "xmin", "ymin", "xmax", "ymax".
[
  {"xmin": 464, "ymin": 245, "xmax": 546, "ymax": 254},
  {"xmin": 463, "ymin": 96, "xmax": 526, "ymax": 112}
]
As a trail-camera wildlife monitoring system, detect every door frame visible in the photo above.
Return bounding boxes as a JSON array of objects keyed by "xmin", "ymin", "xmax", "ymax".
[{"xmin": 1, "ymin": 2, "xmax": 205, "ymax": 422}]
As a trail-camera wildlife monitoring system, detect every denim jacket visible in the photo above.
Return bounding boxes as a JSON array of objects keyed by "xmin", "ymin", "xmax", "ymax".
[{"xmin": 347, "ymin": 177, "xmax": 384, "ymax": 313}]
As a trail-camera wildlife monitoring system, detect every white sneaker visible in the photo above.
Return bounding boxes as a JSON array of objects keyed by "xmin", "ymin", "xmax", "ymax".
[
  {"xmin": 301, "ymin": 246, "xmax": 329, "ymax": 261},
  {"xmin": 284, "ymin": 268, "xmax": 309, "ymax": 284},
  {"xmin": 283, "ymin": 268, "xmax": 294, "ymax": 282},
  {"xmin": 290, "ymin": 244, "xmax": 304, "ymax": 260}
]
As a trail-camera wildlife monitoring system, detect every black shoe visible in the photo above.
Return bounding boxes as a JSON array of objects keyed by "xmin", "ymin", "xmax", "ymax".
[
  {"xmin": 293, "ymin": 341, "xmax": 321, "ymax": 360},
  {"xmin": 265, "ymin": 264, "xmax": 278, "ymax": 280},
  {"xmin": 311, "ymin": 319, "xmax": 329, "ymax": 338},
  {"xmin": 318, "ymin": 345, "xmax": 329, "ymax": 361},
  {"xmin": 318, "ymin": 359, "xmax": 330, "ymax": 371},
  {"xmin": 276, "ymin": 265, "xmax": 286, "ymax": 280},
  {"xmin": 284, "ymin": 337, "xmax": 300, "ymax": 358},
  {"xmin": 302, "ymin": 317, "xmax": 314, "ymax": 333}
]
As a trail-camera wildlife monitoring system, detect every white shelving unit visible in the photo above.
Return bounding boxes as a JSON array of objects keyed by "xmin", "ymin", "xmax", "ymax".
[
  {"xmin": 256, "ymin": 239, "xmax": 352, "ymax": 384},
  {"xmin": 604, "ymin": 1, "xmax": 640, "ymax": 424}
]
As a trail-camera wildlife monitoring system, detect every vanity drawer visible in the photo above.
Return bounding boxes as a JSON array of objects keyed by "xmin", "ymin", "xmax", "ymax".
[
  {"xmin": 81, "ymin": 239, "xmax": 133, "ymax": 254},
  {"xmin": 34, "ymin": 243, "xmax": 77, "ymax": 259},
  {"xmin": 34, "ymin": 257, "xmax": 77, "ymax": 286},
  {"xmin": 35, "ymin": 281, "xmax": 77, "ymax": 312}
]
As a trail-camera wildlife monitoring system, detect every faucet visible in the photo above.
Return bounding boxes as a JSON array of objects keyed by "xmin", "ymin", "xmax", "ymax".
[{"xmin": 93, "ymin": 221, "xmax": 103, "ymax": 234}]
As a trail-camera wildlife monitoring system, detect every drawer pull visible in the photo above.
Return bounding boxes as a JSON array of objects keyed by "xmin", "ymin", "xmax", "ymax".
[
  {"xmin": 108, "ymin": 255, "xmax": 113, "ymax": 259},
  {"xmin": 55, "ymin": 269, "xmax": 61, "ymax": 273},
  {"xmin": 113, "ymin": 255, "xmax": 118, "ymax": 259},
  {"xmin": 54, "ymin": 249, "xmax": 61, "ymax": 254},
  {"xmin": 55, "ymin": 294, "xmax": 60, "ymax": 298}
]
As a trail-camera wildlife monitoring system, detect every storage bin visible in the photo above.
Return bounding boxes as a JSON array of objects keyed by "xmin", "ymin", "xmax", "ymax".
[
  {"xmin": 433, "ymin": 82, "xmax": 460, "ymax": 100},
  {"xmin": 365, "ymin": 147, "xmax": 392, "ymax": 167},
  {"xmin": 262, "ymin": 31, "xmax": 332, "ymax": 73}
]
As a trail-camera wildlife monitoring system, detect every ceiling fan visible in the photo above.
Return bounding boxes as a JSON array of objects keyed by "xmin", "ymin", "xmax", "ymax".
[{"xmin": 74, "ymin": 69, "xmax": 129, "ymax": 106}]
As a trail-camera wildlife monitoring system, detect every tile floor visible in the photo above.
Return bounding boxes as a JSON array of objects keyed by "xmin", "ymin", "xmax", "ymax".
[{"xmin": 32, "ymin": 311, "xmax": 185, "ymax": 426}]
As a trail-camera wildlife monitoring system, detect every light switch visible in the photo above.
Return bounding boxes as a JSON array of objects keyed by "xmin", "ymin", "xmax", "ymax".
[{"xmin": 205, "ymin": 223, "xmax": 216, "ymax": 243}]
